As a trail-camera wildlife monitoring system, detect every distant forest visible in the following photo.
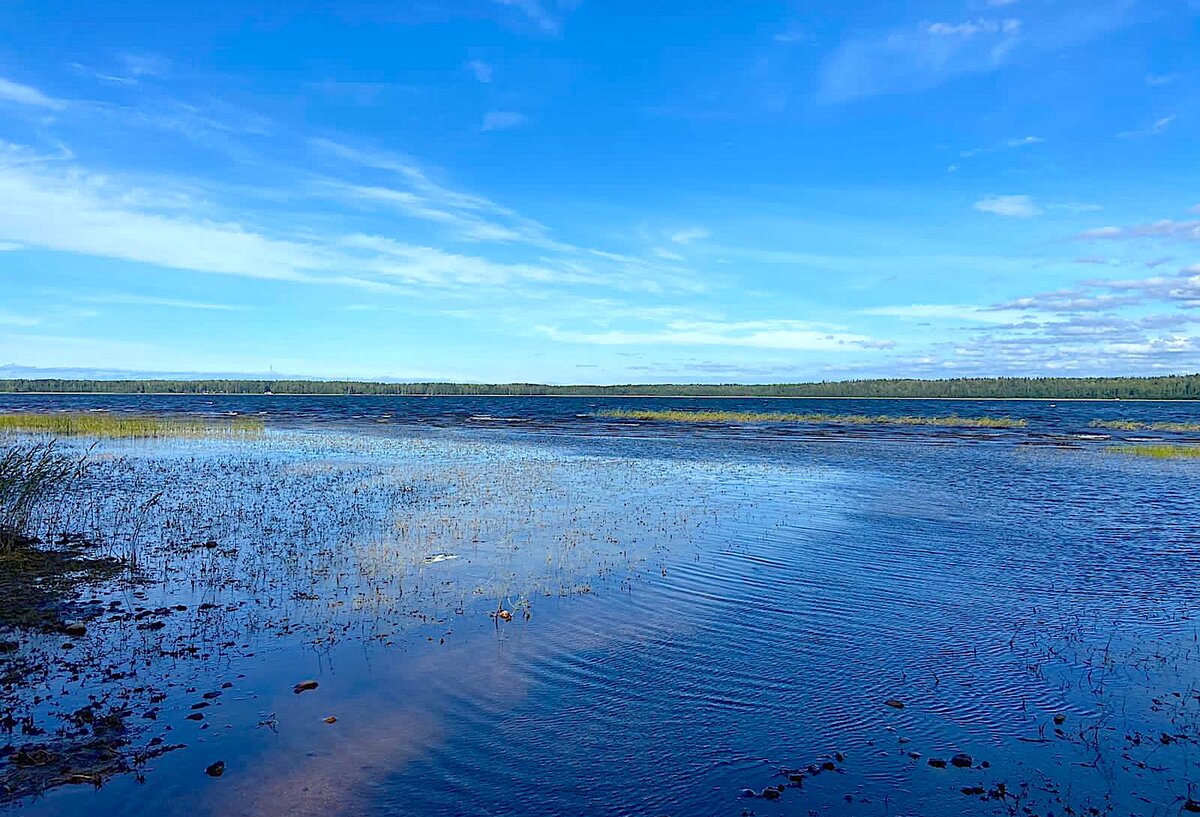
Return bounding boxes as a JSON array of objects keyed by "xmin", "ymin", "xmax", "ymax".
[{"xmin": 2, "ymin": 375, "xmax": 1200, "ymax": 399}]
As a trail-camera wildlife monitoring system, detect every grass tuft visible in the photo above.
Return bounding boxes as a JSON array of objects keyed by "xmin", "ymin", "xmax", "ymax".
[
  {"xmin": 599, "ymin": 409, "xmax": 1027, "ymax": 429},
  {"xmin": 1106, "ymin": 444, "xmax": 1200, "ymax": 460},
  {"xmin": 1090, "ymin": 419, "xmax": 1200, "ymax": 433},
  {"xmin": 0, "ymin": 412, "xmax": 264, "ymax": 439},
  {"xmin": 0, "ymin": 441, "xmax": 75, "ymax": 549}
]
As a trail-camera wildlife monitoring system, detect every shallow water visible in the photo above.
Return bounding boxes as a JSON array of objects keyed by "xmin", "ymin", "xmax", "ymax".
[{"xmin": 3, "ymin": 397, "xmax": 1200, "ymax": 816}]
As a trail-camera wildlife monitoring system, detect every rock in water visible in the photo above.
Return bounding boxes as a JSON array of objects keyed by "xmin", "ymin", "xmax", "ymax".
[
  {"xmin": 950, "ymin": 753, "xmax": 973, "ymax": 768},
  {"xmin": 293, "ymin": 680, "xmax": 319, "ymax": 694},
  {"xmin": 206, "ymin": 761, "xmax": 225, "ymax": 777}
]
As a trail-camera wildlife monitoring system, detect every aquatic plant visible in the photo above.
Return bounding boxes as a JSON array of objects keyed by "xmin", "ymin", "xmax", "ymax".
[
  {"xmin": 1090, "ymin": 419, "xmax": 1200, "ymax": 433},
  {"xmin": 599, "ymin": 409, "xmax": 1027, "ymax": 429},
  {"xmin": 0, "ymin": 441, "xmax": 75, "ymax": 549},
  {"xmin": 1106, "ymin": 444, "xmax": 1200, "ymax": 460},
  {"xmin": 0, "ymin": 412, "xmax": 264, "ymax": 438}
]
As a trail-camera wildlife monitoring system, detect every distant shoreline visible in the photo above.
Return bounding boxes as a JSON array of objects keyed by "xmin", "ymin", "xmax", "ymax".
[
  {"xmin": 2, "ymin": 374, "xmax": 1199, "ymax": 401},
  {"xmin": 2, "ymin": 392, "xmax": 1199, "ymax": 403}
]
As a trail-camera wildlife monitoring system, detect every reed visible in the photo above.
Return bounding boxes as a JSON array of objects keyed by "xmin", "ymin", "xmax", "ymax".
[
  {"xmin": 0, "ymin": 412, "xmax": 264, "ymax": 438},
  {"xmin": 1106, "ymin": 444, "xmax": 1200, "ymax": 460},
  {"xmin": 599, "ymin": 409, "xmax": 1027, "ymax": 429},
  {"xmin": 1090, "ymin": 419, "xmax": 1200, "ymax": 433},
  {"xmin": 0, "ymin": 441, "xmax": 75, "ymax": 549}
]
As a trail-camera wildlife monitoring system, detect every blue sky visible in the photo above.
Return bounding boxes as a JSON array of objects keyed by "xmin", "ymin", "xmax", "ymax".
[{"xmin": 1, "ymin": 0, "xmax": 1199, "ymax": 383}]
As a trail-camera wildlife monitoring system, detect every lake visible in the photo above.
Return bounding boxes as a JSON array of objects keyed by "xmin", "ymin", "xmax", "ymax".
[{"xmin": 2, "ymin": 395, "xmax": 1200, "ymax": 816}]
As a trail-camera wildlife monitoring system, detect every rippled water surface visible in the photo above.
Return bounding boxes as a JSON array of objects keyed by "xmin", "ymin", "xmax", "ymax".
[{"xmin": 3, "ymin": 396, "xmax": 1200, "ymax": 816}]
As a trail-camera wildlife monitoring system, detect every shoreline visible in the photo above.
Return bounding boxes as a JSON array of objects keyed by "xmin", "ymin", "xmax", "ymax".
[{"xmin": 2, "ymin": 392, "xmax": 1200, "ymax": 402}]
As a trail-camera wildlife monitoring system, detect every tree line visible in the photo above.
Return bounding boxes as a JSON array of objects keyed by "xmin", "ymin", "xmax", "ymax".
[{"xmin": 1, "ymin": 375, "xmax": 1199, "ymax": 399}]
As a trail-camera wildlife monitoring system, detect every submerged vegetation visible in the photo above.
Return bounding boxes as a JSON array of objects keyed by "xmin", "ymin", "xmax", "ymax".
[
  {"xmin": 1089, "ymin": 419, "xmax": 1200, "ymax": 433},
  {"xmin": 4, "ymin": 373, "xmax": 1200, "ymax": 398},
  {"xmin": 0, "ymin": 412, "xmax": 263, "ymax": 438},
  {"xmin": 599, "ymin": 408, "xmax": 1028, "ymax": 428},
  {"xmin": 1106, "ymin": 444, "xmax": 1200, "ymax": 459}
]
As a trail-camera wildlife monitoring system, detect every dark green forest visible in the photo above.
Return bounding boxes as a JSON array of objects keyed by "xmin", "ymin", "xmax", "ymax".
[{"xmin": 2, "ymin": 375, "xmax": 1199, "ymax": 399}]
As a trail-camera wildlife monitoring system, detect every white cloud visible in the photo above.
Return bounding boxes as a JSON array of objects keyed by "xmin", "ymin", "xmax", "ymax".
[
  {"xmin": 0, "ymin": 158, "xmax": 604, "ymax": 295},
  {"xmin": 0, "ymin": 313, "xmax": 41, "ymax": 327},
  {"xmin": 960, "ymin": 134, "xmax": 1042, "ymax": 158},
  {"xmin": 84, "ymin": 294, "xmax": 245, "ymax": 311},
  {"xmin": 859, "ymin": 304, "xmax": 1015, "ymax": 323},
  {"xmin": 482, "ymin": 111, "xmax": 528, "ymax": 131},
  {"xmin": 669, "ymin": 227, "xmax": 711, "ymax": 244},
  {"xmin": 490, "ymin": 0, "xmax": 575, "ymax": 34},
  {"xmin": 1077, "ymin": 220, "xmax": 1200, "ymax": 241},
  {"xmin": 926, "ymin": 19, "xmax": 1021, "ymax": 37},
  {"xmin": 0, "ymin": 76, "xmax": 66, "ymax": 110},
  {"xmin": 466, "ymin": 60, "xmax": 494, "ymax": 83},
  {"xmin": 974, "ymin": 194, "xmax": 1042, "ymax": 218},
  {"xmin": 1117, "ymin": 114, "xmax": 1176, "ymax": 139},
  {"xmin": 536, "ymin": 319, "xmax": 892, "ymax": 351},
  {"xmin": 117, "ymin": 53, "xmax": 170, "ymax": 79},
  {"xmin": 820, "ymin": 18, "xmax": 1022, "ymax": 102}
]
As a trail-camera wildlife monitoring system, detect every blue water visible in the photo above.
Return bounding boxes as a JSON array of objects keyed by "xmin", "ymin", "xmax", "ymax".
[
  {"xmin": 3, "ymin": 392, "xmax": 1200, "ymax": 443},
  {"xmin": 3, "ymin": 396, "xmax": 1200, "ymax": 816}
]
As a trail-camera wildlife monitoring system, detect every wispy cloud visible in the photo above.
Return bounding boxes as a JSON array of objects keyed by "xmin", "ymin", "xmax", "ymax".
[
  {"xmin": 669, "ymin": 227, "xmax": 711, "ymax": 245},
  {"xmin": 117, "ymin": 52, "xmax": 170, "ymax": 79},
  {"xmin": 466, "ymin": 60, "xmax": 494, "ymax": 83},
  {"xmin": 536, "ymin": 319, "xmax": 893, "ymax": 351},
  {"xmin": 1077, "ymin": 219, "xmax": 1200, "ymax": 241},
  {"xmin": 482, "ymin": 110, "xmax": 528, "ymax": 131},
  {"xmin": 974, "ymin": 194, "xmax": 1042, "ymax": 218},
  {"xmin": 860, "ymin": 304, "xmax": 1016, "ymax": 323},
  {"xmin": 960, "ymin": 135, "xmax": 1042, "ymax": 158},
  {"xmin": 490, "ymin": 0, "xmax": 577, "ymax": 34},
  {"xmin": 819, "ymin": 17, "xmax": 1021, "ymax": 102},
  {"xmin": 0, "ymin": 312, "xmax": 41, "ymax": 327},
  {"xmin": 83, "ymin": 294, "xmax": 246, "ymax": 311},
  {"xmin": 1146, "ymin": 73, "xmax": 1179, "ymax": 86},
  {"xmin": 0, "ymin": 76, "xmax": 66, "ymax": 110},
  {"xmin": 1117, "ymin": 114, "xmax": 1176, "ymax": 139}
]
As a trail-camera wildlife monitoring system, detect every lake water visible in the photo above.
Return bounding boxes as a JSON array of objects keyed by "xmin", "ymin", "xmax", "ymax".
[{"xmin": 3, "ymin": 396, "xmax": 1200, "ymax": 816}]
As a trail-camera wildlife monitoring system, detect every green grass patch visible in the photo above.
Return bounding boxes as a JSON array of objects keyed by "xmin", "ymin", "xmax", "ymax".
[
  {"xmin": 0, "ymin": 412, "xmax": 264, "ymax": 439},
  {"xmin": 1106, "ymin": 444, "xmax": 1200, "ymax": 460},
  {"xmin": 599, "ymin": 409, "xmax": 1026, "ymax": 429},
  {"xmin": 1090, "ymin": 419, "xmax": 1200, "ymax": 433}
]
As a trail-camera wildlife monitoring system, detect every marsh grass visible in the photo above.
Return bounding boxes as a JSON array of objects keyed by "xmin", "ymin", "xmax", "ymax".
[
  {"xmin": 1090, "ymin": 419, "xmax": 1200, "ymax": 433},
  {"xmin": 1106, "ymin": 444, "xmax": 1200, "ymax": 460},
  {"xmin": 0, "ymin": 412, "xmax": 264, "ymax": 438},
  {"xmin": 0, "ymin": 441, "xmax": 75, "ymax": 549},
  {"xmin": 599, "ymin": 409, "xmax": 1027, "ymax": 429}
]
